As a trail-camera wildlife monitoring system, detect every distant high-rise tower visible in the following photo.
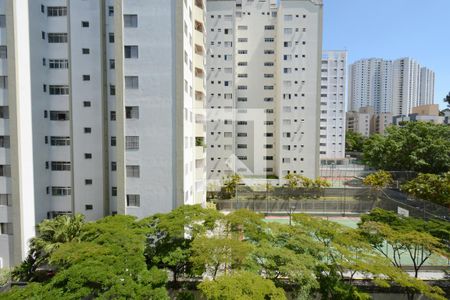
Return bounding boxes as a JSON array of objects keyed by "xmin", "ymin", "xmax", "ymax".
[
  {"xmin": 348, "ymin": 57, "xmax": 435, "ymax": 116},
  {"xmin": 348, "ymin": 58, "xmax": 393, "ymax": 114}
]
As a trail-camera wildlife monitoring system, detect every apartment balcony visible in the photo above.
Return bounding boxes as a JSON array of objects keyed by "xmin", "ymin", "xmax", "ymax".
[
  {"xmin": 196, "ymin": 146, "xmax": 206, "ymax": 160},
  {"xmin": 193, "ymin": 24, "xmax": 205, "ymax": 47},
  {"xmin": 195, "ymin": 123, "xmax": 205, "ymax": 137},
  {"xmin": 194, "ymin": 76, "xmax": 205, "ymax": 92},
  {"xmin": 194, "ymin": 91, "xmax": 205, "ymax": 109}
]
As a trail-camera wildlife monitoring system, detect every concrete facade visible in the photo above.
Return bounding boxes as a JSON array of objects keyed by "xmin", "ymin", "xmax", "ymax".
[
  {"xmin": 206, "ymin": 0, "xmax": 322, "ymax": 181},
  {"xmin": 0, "ymin": 0, "xmax": 206, "ymax": 269},
  {"xmin": 319, "ymin": 50, "xmax": 346, "ymax": 160}
]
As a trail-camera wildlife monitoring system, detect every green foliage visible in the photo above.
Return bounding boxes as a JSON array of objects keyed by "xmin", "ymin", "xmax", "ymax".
[
  {"xmin": 221, "ymin": 174, "xmax": 242, "ymax": 199},
  {"xmin": 6, "ymin": 207, "xmax": 448, "ymax": 300},
  {"xmin": 12, "ymin": 214, "xmax": 85, "ymax": 282},
  {"xmin": 140, "ymin": 205, "xmax": 220, "ymax": 282},
  {"xmin": 402, "ymin": 172, "xmax": 450, "ymax": 206},
  {"xmin": 198, "ymin": 271, "xmax": 286, "ymax": 300},
  {"xmin": 346, "ymin": 131, "xmax": 367, "ymax": 152},
  {"xmin": 363, "ymin": 170, "xmax": 393, "ymax": 191},
  {"xmin": 363, "ymin": 122, "xmax": 450, "ymax": 173},
  {"xmin": 444, "ymin": 92, "xmax": 450, "ymax": 107},
  {"xmin": 0, "ymin": 268, "xmax": 10, "ymax": 286},
  {"xmin": 5, "ymin": 215, "xmax": 169, "ymax": 300},
  {"xmin": 360, "ymin": 209, "xmax": 449, "ymax": 281}
]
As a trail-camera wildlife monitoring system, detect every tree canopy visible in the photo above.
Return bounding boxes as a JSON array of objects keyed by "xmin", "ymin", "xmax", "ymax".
[
  {"xmin": 363, "ymin": 122, "xmax": 450, "ymax": 174},
  {"xmin": 402, "ymin": 172, "xmax": 450, "ymax": 207},
  {"xmin": 346, "ymin": 131, "xmax": 367, "ymax": 152},
  {"xmin": 4, "ymin": 206, "xmax": 448, "ymax": 300}
]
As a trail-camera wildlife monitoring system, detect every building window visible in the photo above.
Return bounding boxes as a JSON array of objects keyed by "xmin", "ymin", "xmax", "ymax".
[
  {"xmin": 49, "ymin": 111, "xmax": 69, "ymax": 121},
  {"xmin": 85, "ymin": 179, "xmax": 93, "ymax": 185},
  {"xmin": 124, "ymin": 46, "xmax": 139, "ymax": 58},
  {"xmin": 82, "ymin": 48, "xmax": 90, "ymax": 54},
  {"xmin": 0, "ymin": 106, "xmax": 9, "ymax": 119},
  {"xmin": 126, "ymin": 136, "xmax": 139, "ymax": 150},
  {"xmin": 126, "ymin": 194, "xmax": 140, "ymax": 207},
  {"xmin": 126, "ymin": 165, "xmax": 140, "ymax": 178},
  {"xmin": 51, "ymin": 136, "xmax": 70, "ymax": 146},
  {"xmin": 0, "ymin": 165, "xmax": 11, "ymax": 177},
  {"xmin": 49, "ymin": 85, "xmax": 69, "ymax": 95},
  {"xmin": 0, "ymin": 223, "xmax": 13, "ymax": 235},
  {"xmin": 109, "ymin": 85, "xmax": 116, "ymax": 95},
  {"xmin": 125, "ymin": 76, "xmax": 139, "ymax": 89},
  {"xmin": 125, "ymin": 106, "xmax": 139, "ymax": 119},
  {"xmin": 85, "ymin": 205, "xmax": 93, "ymax": 210},
  {"xmin": 85, "ymin": 153, "xmax": 92, "ymax": 159},
  {"xmin": 124, "ymin": 14, "xmax": 138, "ymax": 27},
  {"xmin": 0, "ymin": 76, "xmax": 7, "ymax": 89},
  {"xmin": 47, "ymin": 7, "xmax": 67, "ymax": 17},
  {"xmin": 51, "ymin": 161, "xmax": 71, "ymax": 171},
  {"xmin": 0, "ymin": 194, "xmax": 11, "ymax": 206},
  {"xmin": 0, "ymin": 46, "xmax": 7, "ymax": 59},
  {"xmin": 0, "ymin": 136, "xmax": 10, "ymax": 148},
  {"xmin": 48, "ymin": 33, "xmax": 68, "ymax": 43},
  {"xmin": 108, "ymin": 6, "xmax": 114, "ymax": 17},
  {"xmin": 84, "ymin": 127, "xmax": 92, "ymax": 134},
  {"xmin": 111, "ymin": 162, "xmax": 117, "ymax": 171},
  {"xmin": 109, "ymin": 33, "xmax": 115, "ymax": 43},
  {"xmin": 51, "ymin": 187, "xmax": 71, "ymax": 196},
  {"xmin": 82, "ymin": 75, "xmax": 91, "ymax": 81},
  {"xmin": 109, "ymin": 59, "xmax": 115, "ymax": 69},
  {"xmin": 111, "ymin": 136, "xmax": 116, "ymax": 146},
  {"xmin": 83, "ymin": 101, "xmax": 91, "ymax": 107},
  {"xmin": 81, "ymin": 21, "xmax": 89, "ymax": 27},
  {"xmin": 49, "ymin": 59, "xmax": 69, "ymax": 69},
  {"xmin": 110, "ymin": 111, "xmax": 116, "ymax": 121}
]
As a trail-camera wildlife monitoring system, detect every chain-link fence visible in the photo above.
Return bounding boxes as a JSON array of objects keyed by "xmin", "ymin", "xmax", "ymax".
[{"xmin": 212, "ymin": 187, "xmax": 449, "ymax": 221}]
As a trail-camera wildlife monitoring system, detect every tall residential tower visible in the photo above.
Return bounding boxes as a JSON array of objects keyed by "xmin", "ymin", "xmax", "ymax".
[
  {"xmin": 0, "ymin": 0, "xmax": 207, "ymax": 268},
  {"xmin": 206, "ymin": 0, "xmax": 323, "ymax": 180}
]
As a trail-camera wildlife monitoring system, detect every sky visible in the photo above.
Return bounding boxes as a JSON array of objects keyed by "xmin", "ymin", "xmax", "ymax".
[{"xmin": 322, "ymin": 0, "xmax": 450, "ymax": 109}]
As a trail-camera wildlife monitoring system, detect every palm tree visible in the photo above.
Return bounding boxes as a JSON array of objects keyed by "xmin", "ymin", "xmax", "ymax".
[{"xmin": 12, "ymin": 214, "xmax": 85, "ymax": 281}]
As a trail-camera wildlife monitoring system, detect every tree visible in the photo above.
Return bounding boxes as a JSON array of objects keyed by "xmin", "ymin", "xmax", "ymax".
[
  {"xmin": 5, "ymin": 215, "xmax": 169, "ymax": 299},
  {"xmin": 190, "ymin": 236, "xmax": 253, "ymax": 279},
  {"xmin": 444, "ymin": 92, "xmax": 450, "ymax": 107},
  {"xmin": 198, "ymin": 271, "xmax": 286, "ymax": 300},
  {"xmin": 12, "ymin": 214, "xmax": 85, "ymax": 282},
  {"xmin": 402, "ymin": 172, "xmax": 450, "ymax": 207},
  {"xmin": 221, "ymin": 173, "xmax": 242, "ymax": 199},
  {"xmin": 359, "ymin": 221, "xmax": 449, "ymax": 279},
  {"xmin": 363, "ymin": 122, "xmax": 450, "ymax": 174},
  {"xmin": 140, "ymin": 205, "xmax": 220, "ymax": 283},
  {"xmin": 346, "ymin": 131, "xmax": 366, "ymax": 152},
  {"xmin": 363, "ymin": 170, "xmax": 393, "ymax": 199}
]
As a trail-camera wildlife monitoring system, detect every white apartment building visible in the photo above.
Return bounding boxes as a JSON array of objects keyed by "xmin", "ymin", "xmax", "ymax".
[
  {"xmin": 319, "ymin": 51, "xmax": 346, "ymax": 161},
  {"xmin": 349, "ymin": 57, "xmax": 435, "ymax": 116},
  {"xmin": 0, "ymin": 0, "xmax": 206, "ymax": 269},
  {"xmin": 206, "ymin": 0, "xmax": 323, "ymax": 180},
  {"xmin": 348, "ymin": 58, "xmax": 393, "ymax": 114},
  {"xmin": 392, "ymin": 58, "xmax": 435, "ymax": 115}
]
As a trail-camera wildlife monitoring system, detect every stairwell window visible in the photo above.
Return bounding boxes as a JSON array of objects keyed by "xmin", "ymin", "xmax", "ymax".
[{"xmin": 49, "ymin": 59, "xmax": 69, "ymax": 69}]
